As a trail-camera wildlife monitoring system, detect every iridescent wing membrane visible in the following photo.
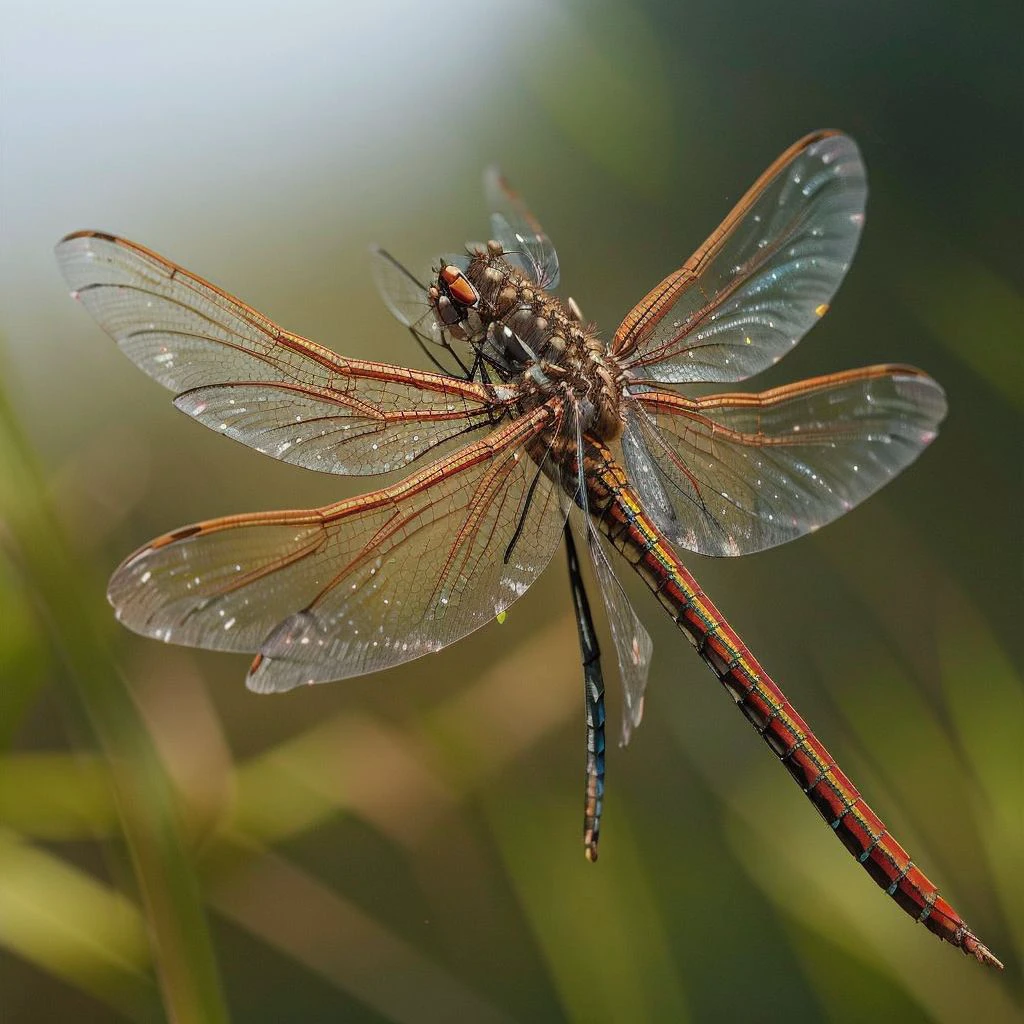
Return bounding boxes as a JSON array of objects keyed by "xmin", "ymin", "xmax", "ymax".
[
  {"xmin": 55, "ymin": 231, "xmax": 572, "ymax": 694},
  {"xmin": 56, "ymin": 232, "xmax": 505, "ymax": 475},
  {"xmin": 623, "ymin": 367, "xmax": 946, "ymax": 557},
  {"xmin": 614, "ymin": 131, "xmax": 866, "ymax": 382},
  {"xmin": 107, "ymin": 403, "xmax": 571, "ymax": 692},
  {"xmin": 615, "ymin": 131, "xmax": 945, "ymax": 556},
  {"xmin": 484, "ymin": 166, "xmax": 560, "ymax": 290}
]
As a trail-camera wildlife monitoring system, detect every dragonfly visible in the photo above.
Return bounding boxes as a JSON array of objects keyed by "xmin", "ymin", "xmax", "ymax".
[{"xmin": 56, "ymin": 130, "xmax": 1001, "ymax": 968}]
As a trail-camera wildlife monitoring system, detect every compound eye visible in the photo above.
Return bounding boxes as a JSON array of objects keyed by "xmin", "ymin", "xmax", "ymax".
[{"xmin": 439, "ymin": 265, "xmax": 479, "ymax": 307}]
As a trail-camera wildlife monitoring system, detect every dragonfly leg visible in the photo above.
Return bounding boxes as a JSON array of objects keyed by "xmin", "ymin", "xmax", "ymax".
[{"xmin": 564, "ymin": 524, "xmax": 607, "ymax": 862}]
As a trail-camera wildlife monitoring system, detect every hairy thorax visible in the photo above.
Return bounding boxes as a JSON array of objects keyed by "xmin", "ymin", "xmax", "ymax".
[{"xmin": 433, "ymin": 242, "xmax": 627, "ymax": 442}]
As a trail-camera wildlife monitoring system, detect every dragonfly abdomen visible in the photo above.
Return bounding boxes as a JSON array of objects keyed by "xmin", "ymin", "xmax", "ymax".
[{"xmin": 583, "ymin": 441, "xmax": 1002, "ymax": 968}]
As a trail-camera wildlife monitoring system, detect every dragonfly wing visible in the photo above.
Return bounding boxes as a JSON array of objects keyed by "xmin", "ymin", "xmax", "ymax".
[
  {"xmin": 623, "ymin": 366, "xmax": 946, "ymax": 556},
  {"xmin": 108, "ymin": 403, "xmax": 571, "ymax": 691},
  {"xmin": 484, "ymin": 167, "xmax": 560, "ymax": 290},
  {"xmin": 612, "ymin": 131, "xmax": 865, "ymax": 383},
  {"xmin": 369, "ymin": 247, "xmax": 438, "ymax": 335},
  {"xmin": 56, "ymin": 231, "xmax": 504, "ymax": 474},
  {"xmin": 584, "ymin": 521, "xmax": 653, "ymax": 746}
]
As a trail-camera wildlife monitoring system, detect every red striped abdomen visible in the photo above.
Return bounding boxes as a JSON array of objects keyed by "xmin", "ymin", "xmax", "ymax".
[{"xmin": 584, "ymin": 445, "xmax": 1000, "ymax": 968}]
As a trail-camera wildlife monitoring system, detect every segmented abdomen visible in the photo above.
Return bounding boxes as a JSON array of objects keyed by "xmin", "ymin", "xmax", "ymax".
[{"xmin": 582, "ymin": 439, "xmax": 1000, "ymax": 968}]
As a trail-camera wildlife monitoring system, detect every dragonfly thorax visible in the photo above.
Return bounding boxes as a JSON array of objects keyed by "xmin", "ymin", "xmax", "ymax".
[{"xmin": 432, "ymin": 242, "xmax": 625, "ymax": 441}]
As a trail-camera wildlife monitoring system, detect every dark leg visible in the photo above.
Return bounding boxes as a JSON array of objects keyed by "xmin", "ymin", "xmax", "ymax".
[{"xmin": 563, "ymin": 524, "xmax": 607, "ymax": 862}]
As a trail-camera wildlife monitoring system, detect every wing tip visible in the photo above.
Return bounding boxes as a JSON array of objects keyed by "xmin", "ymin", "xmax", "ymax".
[
  {"xmin": 57, "ymin": 228, "xmax": 117, "ymax": 245},
  {"xmin": 55, "ymin": 230, "xmax": 121, "ymax": 261},
  {"xmin": 246, "ymin": 653, "xmax": 275, "ymax": 693},
  {"xmin": 888, "ymin": 367, "xmax": 948, "ymax": 428},
  {"xmin": 245, "ymin": 651, "xmax": 315, "ymax": 694}
]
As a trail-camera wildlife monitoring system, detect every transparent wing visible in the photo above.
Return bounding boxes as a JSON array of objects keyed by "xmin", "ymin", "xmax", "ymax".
[
  {"xmin": 484, "ymin": 167, "xmax": 560, "ymax": 290},
  {"xmin": 566, "ymin": 408, "xmax": 653, "ymax": 747},
  {"xmin": 622, "ymin": 366, "xmax": 946, "ymax": 556},
  {"xmin": 612, "ymin": 131, "xmax": 866, "ymax": 383},
  {"xmin": 585, "ymin": 521, "xmax": 653, "ymax": 746},
  {"xmin": 369, "ymin": 246, "xmax": 439, "ymax": 336},
  {"xmin": 57, "ymin": 231, "xmax": 504, "ymax": 474},
  {"xmin": 108, "ymin": 403, "xmax": 571, "ymax": 691}
]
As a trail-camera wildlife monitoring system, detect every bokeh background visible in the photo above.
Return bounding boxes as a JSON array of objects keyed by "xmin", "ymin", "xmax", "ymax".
[{"xmin": 1, "ymin": 1, "xmax": 1020, "ymax": 1021}]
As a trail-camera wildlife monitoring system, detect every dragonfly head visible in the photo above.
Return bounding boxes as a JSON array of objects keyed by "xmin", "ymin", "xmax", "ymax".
[{"xmin": 429, "ymin": 261, "xmax": 479, "ymax": 327}]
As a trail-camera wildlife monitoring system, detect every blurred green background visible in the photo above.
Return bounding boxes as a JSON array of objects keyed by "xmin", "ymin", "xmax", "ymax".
[{"xmin": 1, "ymin": 1, "xmax": 1020, "ymax": 1020}]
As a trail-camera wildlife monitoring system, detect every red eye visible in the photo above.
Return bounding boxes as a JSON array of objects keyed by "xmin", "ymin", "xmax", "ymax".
[{"xmin": 439, "ymin": 265, "xmax": 478, "ymax": 307}]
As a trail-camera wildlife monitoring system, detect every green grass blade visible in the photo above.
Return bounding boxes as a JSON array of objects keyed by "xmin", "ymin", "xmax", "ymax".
[{"xmin": 0, "ymin": 383, "xmax": 231, "ymax": 1023}]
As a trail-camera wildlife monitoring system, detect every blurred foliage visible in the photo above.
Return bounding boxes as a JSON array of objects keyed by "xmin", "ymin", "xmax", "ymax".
[
  {"xmin": 1, "ymin": 0, "xmax": 1021, "ymax": 1021},
  {"xmin": 0, "ymin": 386, "xmax": 229, "ymax": 1022}
]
